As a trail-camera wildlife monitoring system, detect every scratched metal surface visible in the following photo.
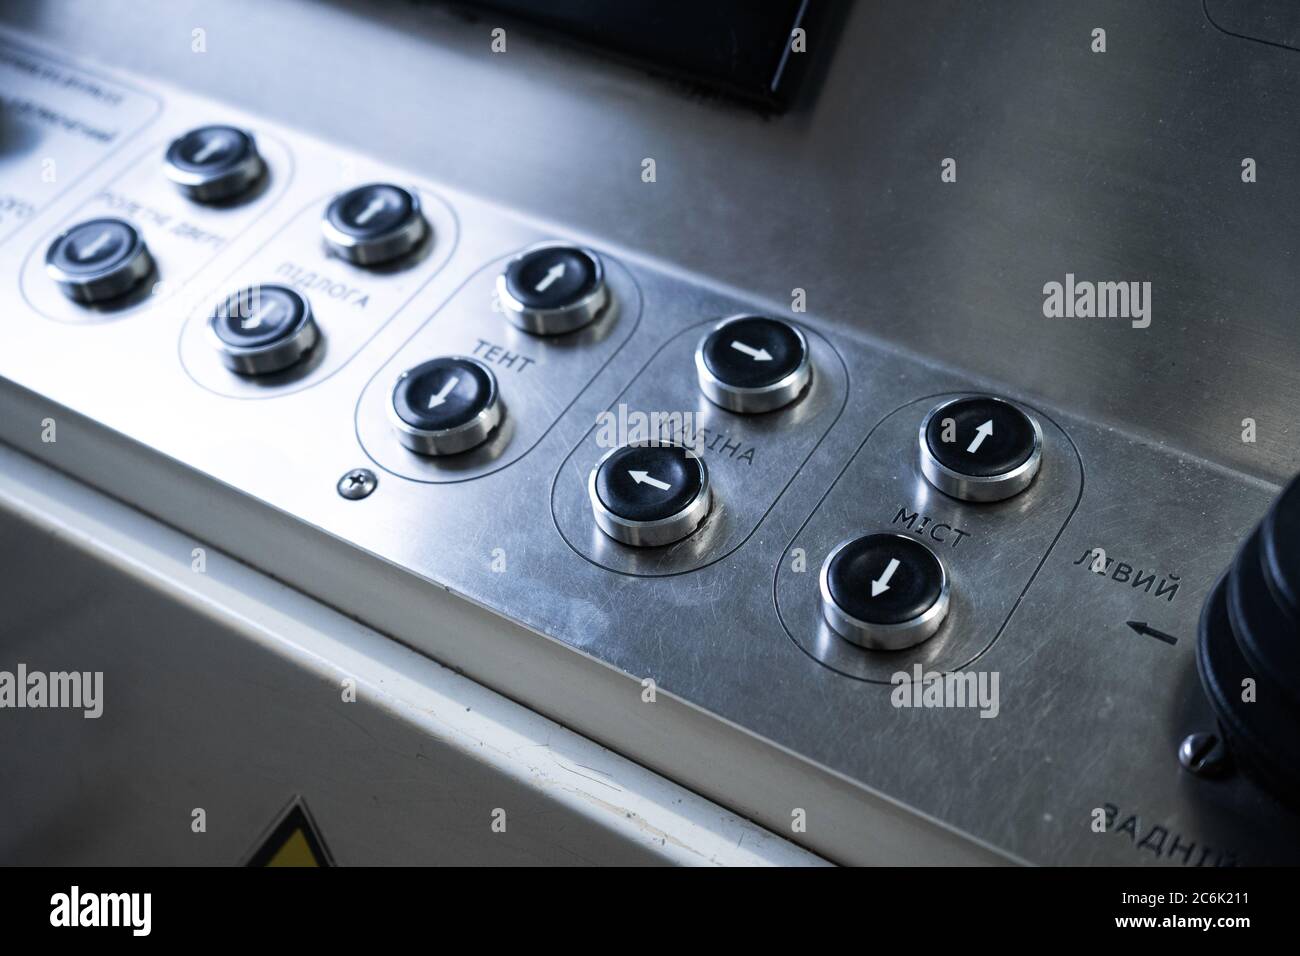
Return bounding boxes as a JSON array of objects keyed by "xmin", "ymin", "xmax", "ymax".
[
  {"xmin": 2, "ymin": 1, "xmax": 1299, "ymax": 864},
  {"xmin": 0, "ymin": 447, "xmax": 822, "ymax": 866},
  {"xmin": 5, "ymin": 0, "xmax": 1297, "ymax": 482}
]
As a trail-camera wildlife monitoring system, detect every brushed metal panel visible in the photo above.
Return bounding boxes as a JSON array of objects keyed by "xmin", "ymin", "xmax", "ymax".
[
  {"xmin": 0, "ymin": 33, "xmax": 161, "ymax": 247},
  {"xmin": 178, "ymin": 185, "xmax": 458, "ymax": 398},
  {"xmin": 776, "ymin": 394, "xmax": 1082, "ymax": 681},
  {"xmin": 0, "ymin": 445, "xmax": 824, "ymax": 866},
  {"xmin": 356, "ymin": 248, "xmax": 641, "ymax": 483},
  {"xmin": 1, "ymin": 8, "xmax": 1299, "ymax": 866},
  {"xmin": 550, "ymin": 319, "xmax": 847, "ymax": 576},
  {"xmin": 6, "ymin": 0, "xmax": 1295, "ymax": 479},
  {"xmin": 18, "ymin": 131, "xmax": 295, "ymax": 324}
]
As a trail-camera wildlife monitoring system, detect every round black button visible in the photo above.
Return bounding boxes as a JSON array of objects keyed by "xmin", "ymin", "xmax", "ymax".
[
  {"xmin": 702, "ymin": 317, "xmax": 805, "ymax": 389},
  {"xmin": 926, "ymin": 397, "xmax": 1034, "ymax": 477},
  {"xmin": 328, "ymin": 184, "xmax": 414, "ymax": 239},
  {"xmin": 208, "ymin": 284, "xmax": 319, "ymax": 375},
  {"xmin": 388, "ymin": 357, "xmax": 504, "ymax": 457},
  {"xmin": 696, "ymin": 315, "xmax": 811, "ymax": 413},
  {"xmin": 595, "ymin": 444, "xmax": 702, "ymax": 522},
  {"xmin": 213, "ymin": 285, "xmax": 307, "ymax": 349},
  {"xmin": 826, "ymin": 534, "xmax": 943, "ymax": 625},
  {"xmin": 819, "ymin": 533, "xmax": 950, "ymax": 650},
  {"xmin": 45, "ymin": 217, "xmax": 153, "ymax": 303},
  {"xmin": 498, "ymin": 243, "xmax": 609, "ymax": 335},
  {"xmin": 588, "ymin": 443, "xmax": 711, "ymax": 547},
  {"xmin": 163, "ymin": 126, "xmax": 264, "ymax": 202},
  {"xmin": 920, "ymin": 396, "xmax": 1042, "ymax": 502},
  {"xmin": 322, "ymin": 183, "xmax": 427, "ymax": 266},
  {"xmin": 504, "ymin": 245, "xmax": 600, "ymax": 312},
  {"xmin": 393, "ymin": 357, "xmax": 497, "ymax": 433},
  {"xmin": 167, "ymin": 126, "xmax": 253, "ymax": 174},
  {"xmin": 48, "ymin": 218, "xmax": 136, "ymax": 273}
]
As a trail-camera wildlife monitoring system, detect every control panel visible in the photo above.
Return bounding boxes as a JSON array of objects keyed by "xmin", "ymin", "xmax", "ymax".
[{"xmin": 1, "ymin": 30, "xmax": 1297, "ymax": 866}]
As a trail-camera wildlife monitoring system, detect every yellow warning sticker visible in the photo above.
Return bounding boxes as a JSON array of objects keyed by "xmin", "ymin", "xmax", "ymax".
[{"xmin": 245, "ymin": 798, "xmax": 335, "ymax": 867}]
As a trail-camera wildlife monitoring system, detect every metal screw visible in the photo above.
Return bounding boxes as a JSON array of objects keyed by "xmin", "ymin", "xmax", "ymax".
[
  {"xmin": 337, "ymin": 468, "xmax": 377, "ymax": 500},
  {"xmin": 1178, "ymin": 732, "xmax": 1230, "ymax": 778}
]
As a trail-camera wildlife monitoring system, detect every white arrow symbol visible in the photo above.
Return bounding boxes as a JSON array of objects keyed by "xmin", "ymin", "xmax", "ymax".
[
  {"xmin": 871, "ymin": 558, "xmax": 901, "ymax": 597},
  {"xmin": 966, "ymin": 419, "xmax": 994, "ymax": 454},
  {"xmin": 192, "ymin": 136, "xmax": 227, "ymax": 164},
  {"xmin": 354, "ymin": 195, "xmax": 388, "ymax": 225},
  {"xmin": 534, "ymin": 262, "xmax": 566, "ymax": 293},
  {"xmin": 730, "ymin": 340, "xmax": 773, "ymax": 362},
  {"xmin": 628, "ymin": 470, "xmax": 671, "ymax": 491},
  {"xmin": 79, "ymin": 229, "xmax": 115, "ymax": 260},
  {"xmin": 427, "ymin": 376, "xmax": 459, "ymax": 409},
  {"xmin": 240, "ymin": 302, "xmax": 277, "ymax": 330}
]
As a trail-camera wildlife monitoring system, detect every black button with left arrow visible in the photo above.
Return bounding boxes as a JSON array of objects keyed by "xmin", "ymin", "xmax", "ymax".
[{"xmin": 588, "ymin": 442, "xmax": 711, "ymax": 548}]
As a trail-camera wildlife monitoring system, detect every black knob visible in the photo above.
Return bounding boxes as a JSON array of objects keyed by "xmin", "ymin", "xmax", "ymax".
[
  {"xmin": 164, "ymin": 126, "xmax": 265, "ymax": 203},
  {"xmin": 322, "ymin": 183, "xmax": 427, "ymax": 266},
  {"xmin": 208, "ymin": 285, "xmax": 319, "ymax": 375},
  {"xmin": 588, "ymin": 443, "xmax": 711, "ymax": 547},
  {"xmin": 694, "ymin": 316, "xmax": 812, "ymax": 414},
  {"xmin": 388, "ymin": 356, "xmax": 503, "ymax": 456},
  {"xmin": 1197, "ymin": 473, "xmax": 1300, "ymax": 805},
  {"xmin": 45, "ymin": 217, "xmax": 153, "ymax": 303},
  {"xmin": 919, "ymin": 395, "xmax": 1042, "ymax": 502},
  {"xmin": 497, "ymin": 242, "xmax": 608, "ymax": 336},
  {"xmin": 818, "ymin": 533, "xmax": 950, "ymax": 650}
]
